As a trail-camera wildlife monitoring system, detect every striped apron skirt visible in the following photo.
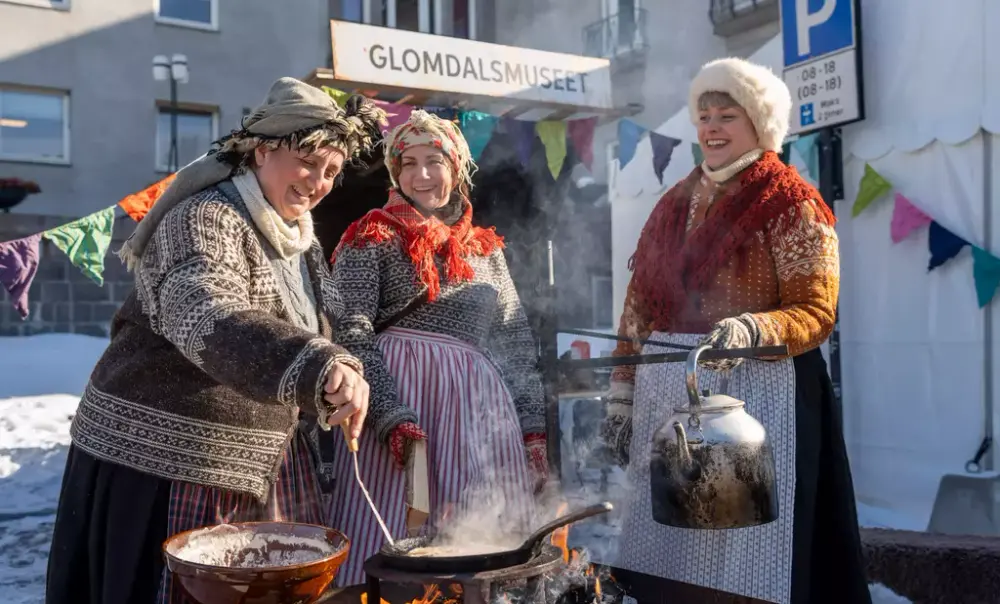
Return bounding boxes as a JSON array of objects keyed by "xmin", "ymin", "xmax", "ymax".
[
  {"xmin": 328, "ymin": 327, "xmax": 536, "ymax": 586},
  {"xmin": 617, "ymin": 332, "xmax": 797, "ymax": 603}
]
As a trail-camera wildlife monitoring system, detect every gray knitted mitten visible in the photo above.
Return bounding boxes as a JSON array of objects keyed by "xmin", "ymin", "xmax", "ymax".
[{"xmin": 698, "ymin": 314, "xmax": 762, "ymax": 372}]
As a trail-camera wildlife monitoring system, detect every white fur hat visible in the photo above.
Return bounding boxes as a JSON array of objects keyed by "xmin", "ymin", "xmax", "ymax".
[{"xmin": 688, "ymin": 57, "xmax": 791, "ymax": 153}]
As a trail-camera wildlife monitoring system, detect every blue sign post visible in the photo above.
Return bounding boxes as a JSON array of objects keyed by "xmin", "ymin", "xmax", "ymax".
[{"xmin": 778, "ymin": 0, "xmax": 864, "ymax": 136}]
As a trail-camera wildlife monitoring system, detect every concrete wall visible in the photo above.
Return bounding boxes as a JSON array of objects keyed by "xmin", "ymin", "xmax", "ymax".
[{"xmin": 0, "ymin": 0, "xmax": 330, "ymax": 218}]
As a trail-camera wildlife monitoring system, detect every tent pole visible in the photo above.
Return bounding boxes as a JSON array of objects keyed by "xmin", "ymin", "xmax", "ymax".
[
  {"xmin": 984, "ymin": 132, "xmax": 994, "ymax": 472},
  {"xmin": 818, "ymin": 127, "xmax": 844, "ymax": 411}
]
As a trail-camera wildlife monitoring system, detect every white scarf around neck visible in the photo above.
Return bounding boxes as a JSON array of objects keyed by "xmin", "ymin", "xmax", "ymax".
[
  {"xmin": 701, "ymin": 148, "xmax": 764, "ymax": 183},
  {"xmin": 232, "ymin": 170, "xmax": 315, "ymax": 259}
]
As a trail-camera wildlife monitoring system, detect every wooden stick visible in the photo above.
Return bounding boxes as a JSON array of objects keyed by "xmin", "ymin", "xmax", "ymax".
[
  {"xmin": 340, "ymin": 420, "xmax": 359, "ymax": 453},
  {"xmin": 557, "ymin": 345, "xmax": 789, "ymax": 370}
]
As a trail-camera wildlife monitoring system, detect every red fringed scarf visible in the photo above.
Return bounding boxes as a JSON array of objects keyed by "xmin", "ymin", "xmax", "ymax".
[
  {"xmin": 629, "ymin": 151, "xmax": 835, "ymax": 327},
  {"xmin": 332, "ymin": 189, "xmax": 505, "ymax": 301}
]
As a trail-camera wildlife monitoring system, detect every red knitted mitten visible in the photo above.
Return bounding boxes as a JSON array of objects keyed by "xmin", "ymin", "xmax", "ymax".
[
  {"xmin": 524, "ymin": 433, "xmax": 549, "ymax": 492},
  {"xmin": 389, "ymin": 422, "xmax": 427, "ymax": 467}
]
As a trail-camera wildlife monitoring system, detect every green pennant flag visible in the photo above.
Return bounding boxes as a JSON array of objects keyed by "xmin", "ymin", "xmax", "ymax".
[
  {"xmin": 535, "ymin": 120, "xmax": 567, "ymax": 179},
  {"xmin": 973, "ymin": 246, "xmax": 1000, "ymax": 307},
  {"xmin": 458, "ymin": 110, "xmax": 498, "ymax": 160},
  {"xmin": 322, "ymin": 86, "xmax": 350, "ymax": 108},
  {"xmin": 852, "ymin": 163, "xmax": 893, "ymax": 217},
  {"xmin": 42, "ymin": 206, "xmax": 116, "ymax": 286},
  {"xmin": 691, "ymin": 142, "xmax": 704, "ymax": 166}
]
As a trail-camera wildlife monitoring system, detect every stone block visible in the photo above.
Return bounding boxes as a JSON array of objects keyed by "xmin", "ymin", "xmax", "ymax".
[
  {"xmin": 92, "ymin": 303, "xmax": 120, "ymax": 323},
  {"xmin": 41, "ymin": 282, "xmax": 72, "ymax": 303},
  {"xmin": 74, "ymin": 303, "xmax": 94, "ymax": 323},
  {"xmin": 35, "ymin": 260, "xmax": 68, "ymax": 281},
  {"xmin": 75, "ymin": 324, "xmax": 109, "ymax": 338},
  {"xmin": 53, "ymin": 323, "xmax": 74, "ymax": 334},
  {"xmin": 74, "ymin": 282, "xmax": 111, "ymax": 302}
]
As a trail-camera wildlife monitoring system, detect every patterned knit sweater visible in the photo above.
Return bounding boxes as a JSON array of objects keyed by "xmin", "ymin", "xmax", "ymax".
[
  {"xmin": 332, "ymin": 238, "xmax": 546, "ymax": 443},
  {"xmin": 611, "ymin": 162, "xmax": 840, "ymax": 392},
  {"xmin": 70, "ymin": 182, "xmax": 361, "ymax": 502}
]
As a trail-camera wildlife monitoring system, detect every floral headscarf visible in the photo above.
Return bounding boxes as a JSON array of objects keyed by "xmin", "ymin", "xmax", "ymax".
[{"xmin": 383, "ymin": 110, "xmax": 475, "ymax": 195}]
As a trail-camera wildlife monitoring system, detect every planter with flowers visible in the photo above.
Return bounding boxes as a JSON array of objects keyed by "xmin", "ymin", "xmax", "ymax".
[{"xmin": 0, "ymin": 178, "xmax": 42, "ymax": 212}]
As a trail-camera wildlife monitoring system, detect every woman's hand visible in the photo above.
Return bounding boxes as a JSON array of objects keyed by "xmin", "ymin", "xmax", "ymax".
[
  {"xmin": 324, "ymin": 362, "xmax": 370, "ymax": 440},
  {"xmin": 524, "ymin": 433, "xmax": 548, "ymax": 493},
  {"xmin": 389, "ymin": 422, "xmax": 427, "ymax": 468},
  {"xmin": 698, "ymin": 315, "xmax": 761, "ymax": 372}
]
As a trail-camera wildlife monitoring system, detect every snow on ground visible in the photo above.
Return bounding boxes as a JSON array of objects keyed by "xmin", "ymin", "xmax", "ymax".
[{"xmin": 0, "ymin": 334, "xmax": 108, "ymax": 604}]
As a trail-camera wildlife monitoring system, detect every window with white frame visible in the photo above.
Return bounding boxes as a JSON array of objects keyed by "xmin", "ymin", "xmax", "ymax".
[
  {"xmin": 1, "ymin": 0, "xmax": 70, "ymax": 9},
  {"xmin": 156, "ymin": 108, "xmax": 216, "ymax": 171},
  {"xmin": 360, "ymin": 0, "xmax": 476, "ymax": 39},
  {"xmin": 0, "ymin": 87, "xmax": 69, "ymax": 164},
  {"xmin": 156, "ymin": 0, "xmax": 218, "ymax": 30},
  {"xmin": 591, "ymin": 274, "xmax": 614, "ymax": 329}
]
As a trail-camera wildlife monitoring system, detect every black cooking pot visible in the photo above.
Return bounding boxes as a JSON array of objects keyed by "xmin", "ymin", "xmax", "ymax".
[{"xmin": 378, "ymin": 502, "xmax": 613, "ymax": 574}]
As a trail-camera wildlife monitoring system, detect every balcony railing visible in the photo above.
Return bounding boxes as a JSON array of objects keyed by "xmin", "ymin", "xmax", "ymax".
[
  {"xmin": 582, "ymin": 8, "xmax": 649, "ymax": 61},
  {"xmin": 708, "ymin": 0, "xmax": 779, "ymax": 37}
]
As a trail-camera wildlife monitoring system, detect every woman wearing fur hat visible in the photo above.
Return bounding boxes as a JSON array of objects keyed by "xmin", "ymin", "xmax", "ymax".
[
  {"xmin": 45, "ymin": 78, "xmax": 386, "ymax": 604},
  {"xmin": 602, "ymin": 59, "xmax": 870, "ymax": 603},
  {"xmin": 328, "ymin": 110, "xmax": 547, "ymax": 585}
]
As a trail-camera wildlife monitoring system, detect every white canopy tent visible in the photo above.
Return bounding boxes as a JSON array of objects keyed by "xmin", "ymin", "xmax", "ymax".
[{"xmin": 609, "ymin": 0, "xmax": 1000, "ymax": 530}]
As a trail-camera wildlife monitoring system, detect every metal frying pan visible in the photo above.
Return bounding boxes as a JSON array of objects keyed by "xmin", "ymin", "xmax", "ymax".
[{"xmin": 378, "ymin": 502, "xmax": 613, "ymax": 574}]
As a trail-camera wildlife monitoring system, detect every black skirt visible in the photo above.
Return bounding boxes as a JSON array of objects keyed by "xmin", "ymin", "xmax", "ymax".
[
  {"xmin": 45, "ymin": 445, "xmax": 172, "ymax": 604},
  {"xmin": 788, "ymin": 348, "xmax": 871, "ymax": 604}
]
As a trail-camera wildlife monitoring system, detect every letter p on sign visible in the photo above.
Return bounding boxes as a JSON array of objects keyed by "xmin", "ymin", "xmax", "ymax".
[{"xmin": 795, "ymin": 0, "xmax": 836, "ymax": 57}]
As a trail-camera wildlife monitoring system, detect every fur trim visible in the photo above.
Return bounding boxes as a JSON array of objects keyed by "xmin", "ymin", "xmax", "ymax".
[{"xmin": 688, "ymin": 57, "xmax": 791, "ymax": 152}]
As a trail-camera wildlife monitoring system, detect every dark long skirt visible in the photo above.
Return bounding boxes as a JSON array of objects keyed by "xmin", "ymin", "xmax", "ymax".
[{"xmin": 788, "ymin": 348, "xmax": 871, "ymax": 604}]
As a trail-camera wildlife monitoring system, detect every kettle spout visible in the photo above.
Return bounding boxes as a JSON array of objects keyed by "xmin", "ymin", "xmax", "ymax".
[{"xmin": 672, "ymin": 421, "xmax": 701, "ymax": 481}]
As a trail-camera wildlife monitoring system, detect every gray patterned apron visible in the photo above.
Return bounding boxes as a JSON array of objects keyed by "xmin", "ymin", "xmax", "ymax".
[{"xmin": 617, "ymin": 332, "xmax": 797, "ymax": 603}]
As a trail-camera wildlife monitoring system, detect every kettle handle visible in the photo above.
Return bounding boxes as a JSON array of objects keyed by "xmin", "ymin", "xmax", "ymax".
[{"xmin": 685, "ymin": 345, "xmax": 713, "ymax": 410}]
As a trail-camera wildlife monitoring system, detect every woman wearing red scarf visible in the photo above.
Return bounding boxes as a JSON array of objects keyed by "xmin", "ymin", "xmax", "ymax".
[
  {"xmin": 327, "ymin": 110, "xmax": 546, "ymax": 585},
  {"xmin": 602, "ymin": 58, "xmax": 870, "ymax": 603}
]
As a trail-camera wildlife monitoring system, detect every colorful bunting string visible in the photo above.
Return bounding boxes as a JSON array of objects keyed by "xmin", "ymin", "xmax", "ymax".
[
  {"xmin": 567, "ymin": 117, "xmax": 598, "ymax": 171},
  {"xmin": 617, "ymin": 120, "xmax": 644, "ymax": 168},
  {"xmin": 851, "ymin": 162, "xmax": 1000, "ymax": 306},
  {"xmin": 792, "ymin": 133, "xmax": 820, "ymax": 181},
  {"xmin": 691, "ymin": 142, "xmax": 704, "ymax": 167}
]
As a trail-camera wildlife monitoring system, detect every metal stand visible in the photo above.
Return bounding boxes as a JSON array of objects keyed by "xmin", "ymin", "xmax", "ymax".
[
  {"xmin": 168, "ymin": 77, "xmax": 179, "ymax": 173},
  {"xmin": 817, "ymin": 127, "xmax": 845, "ymax": 409}
]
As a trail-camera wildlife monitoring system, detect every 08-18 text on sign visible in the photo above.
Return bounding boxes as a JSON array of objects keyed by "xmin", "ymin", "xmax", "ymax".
[{"xmin": 779, "ymin": 0, "xmax": 864, "ymax": 136}]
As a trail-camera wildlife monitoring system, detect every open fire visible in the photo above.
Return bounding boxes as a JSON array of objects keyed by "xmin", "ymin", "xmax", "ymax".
[{"xmin": 358, "ymin": 503, "xmax": 613, "ymax": 604}]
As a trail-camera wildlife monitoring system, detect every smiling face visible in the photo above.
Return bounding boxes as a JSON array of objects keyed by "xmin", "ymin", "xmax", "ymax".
[
  {"xmin": 696, "ymin": 92, "xmax": 759, "ymax": 170},
  {"xmin": 253, "ymin": 144, "xmax": 346, "ymax": 221},
  {"xmin": 398, "ymin": 145, "xmax": 454, "ymax": 212}
]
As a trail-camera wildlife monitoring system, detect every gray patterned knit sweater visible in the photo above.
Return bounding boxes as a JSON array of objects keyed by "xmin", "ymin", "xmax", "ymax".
[
  {"xmin": 332, "ymin": 238, "xmax": 546, "ymax": 443},
  {"xmin": 70, "ymin": 182, "xmax": 360, "ymax": 502}
]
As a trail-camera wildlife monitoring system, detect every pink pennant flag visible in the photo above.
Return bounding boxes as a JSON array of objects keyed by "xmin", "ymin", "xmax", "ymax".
[
  {"xmin": 890, "ymin": 192, "xmax": 932, "ymax": 243},
  {"xmin": 374, "ymin": 100, "xmax": 413, "ymax": 132}
]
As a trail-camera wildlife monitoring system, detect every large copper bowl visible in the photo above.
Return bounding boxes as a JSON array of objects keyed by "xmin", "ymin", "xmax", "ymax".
[{"xmin": 162, "ymin": 522, "xmax": 350, "ymax": 604}]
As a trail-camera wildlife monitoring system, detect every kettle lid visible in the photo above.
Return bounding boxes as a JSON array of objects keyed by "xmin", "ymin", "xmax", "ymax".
[{"xmin": 678, "ymin": 391, "xmax": 745, "ymax": 413}]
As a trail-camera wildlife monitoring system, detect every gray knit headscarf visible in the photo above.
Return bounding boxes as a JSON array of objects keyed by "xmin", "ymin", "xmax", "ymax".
[{"xmin": 117, "ymin": 77, "xmax": 386, "ymax": 270}]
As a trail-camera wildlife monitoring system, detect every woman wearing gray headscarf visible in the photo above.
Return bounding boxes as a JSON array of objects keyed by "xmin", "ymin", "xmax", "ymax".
[{"xmin": 45, "ymin": 78, "xmax": 386, "ymax": 604}]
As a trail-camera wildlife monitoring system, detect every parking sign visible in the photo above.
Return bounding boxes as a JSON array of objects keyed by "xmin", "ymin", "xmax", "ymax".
[{"xmin": 779, "ymin": 0, "xmax": 864, "ymax": 135}]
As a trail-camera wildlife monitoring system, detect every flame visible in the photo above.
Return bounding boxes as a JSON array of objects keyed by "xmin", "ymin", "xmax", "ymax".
[
  {"xmin": 400, "ymin": 582, "xmax": 463, "ymax": 604},
  {"xmin": 550, "ymin": 502, "xmax": 570, "ymax": 563},
  {"xmin": 359, "ymin": 595, "xmax": 389, "ymax": 604}
]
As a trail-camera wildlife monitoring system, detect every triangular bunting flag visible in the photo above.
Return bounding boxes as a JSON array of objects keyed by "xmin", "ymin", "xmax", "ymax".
[
  {"xmin": 792, "ymin": 133, "xmax": 820, "ymax": 181},
  {"xmin": 504, "ymin": 118, "xmax": 536, "ymax": 169},
  {"xmin": 617, "ymin": 120, "xmax": 644, "ymax": 168},
  {"xmin": 972, "ymin": 247, "xmax": 1000, "ymax": 307},
  {"xmin": 322, "ymin": 86, "xmax": 350, "ymax": 108},
  {"xmin": 118, "ymin": 174, "xmax": 176, "ymax": 222},
  {"xmin": 458, "ymin": 110, "xmax": 498, "ymax": 160},
  {"xmin": 374, "ymin": 99, "xmax": 413, "ymax": 132},
  {"xmin": 852, "ymin": 163, "xmax": 893, "ymax": 217},
  {"xmin": 650, "ymin": 132, "xmax": 682, "ymax": 184},
  {"xmin": 42, "ymin": 206, "xmax": 116, "ymax": 286},
  {"xmin": 890, "ymin": 193, "xmax": 932, "ymax": 243},
  {"xmin": 567, "ymin": 117, "xmax": 598, "ymax": 171},
  {"xmin": 927, "ymin": 221, "xmax": 969, "ymax": 271},
  {"xmin": 535, "ymin": 121, "xmax": 567, "ymax": 180},
  {"xmin": 691, "ymin": 142, "xmax": 704, "ymax": 167},
  {"xmin": 0, "ymin": 233, "xmax": 42, "ymax": 319}
]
